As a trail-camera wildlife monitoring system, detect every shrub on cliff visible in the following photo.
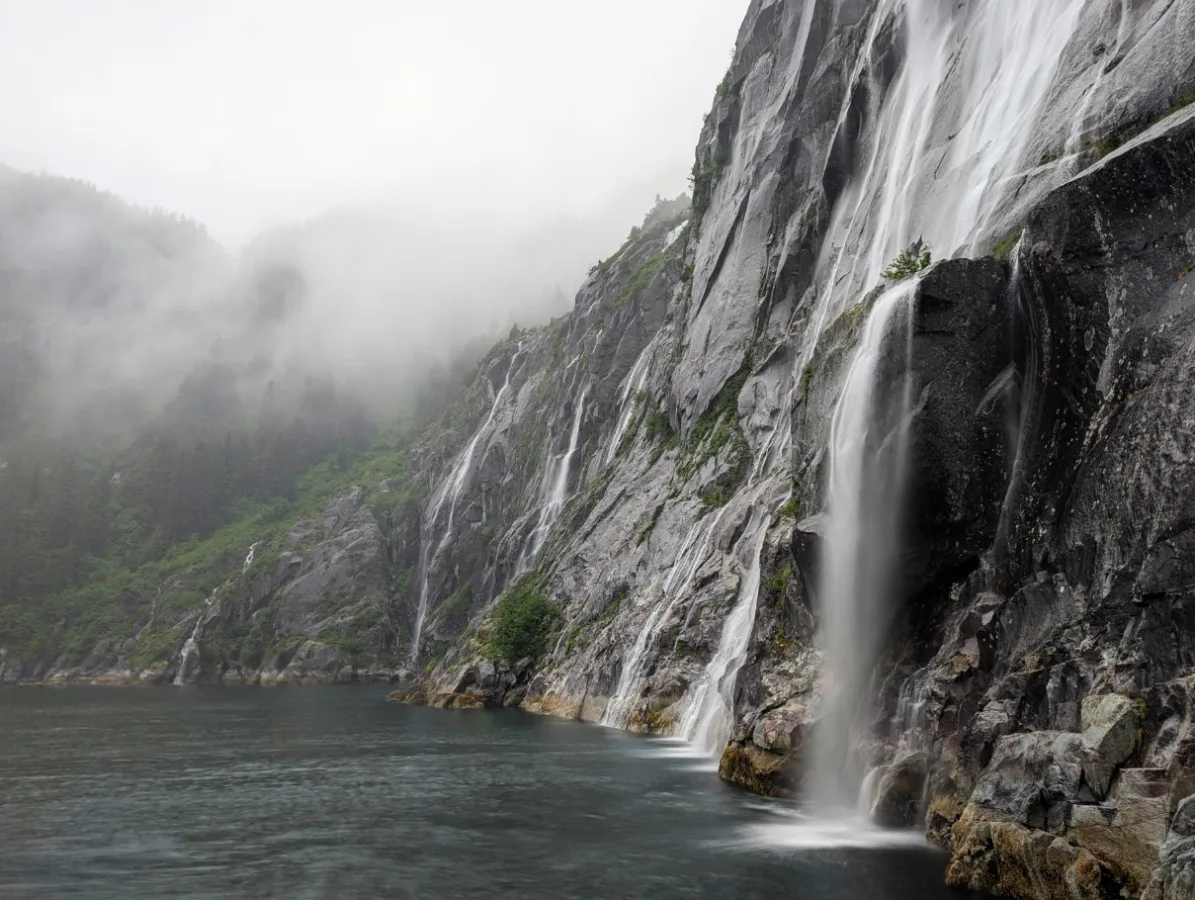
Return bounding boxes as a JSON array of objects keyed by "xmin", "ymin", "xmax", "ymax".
[
  {"xmin": 485, "ymin": 579, "xmax": 561, "ymax": 662},
  {"xmin": 882, "ymin": 241, "xmax": 932, "ymax": 280}
]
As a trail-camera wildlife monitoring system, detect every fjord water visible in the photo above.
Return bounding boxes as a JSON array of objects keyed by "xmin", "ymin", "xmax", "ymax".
[{"xmin": 0, "ymin": 689, "xmax": 961, "ymax": 900}]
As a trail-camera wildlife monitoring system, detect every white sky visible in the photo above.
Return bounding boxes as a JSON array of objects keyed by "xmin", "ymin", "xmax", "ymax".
[{"xmin": 0, "ymin": 1, "xmax": 749, "ymax": 245}]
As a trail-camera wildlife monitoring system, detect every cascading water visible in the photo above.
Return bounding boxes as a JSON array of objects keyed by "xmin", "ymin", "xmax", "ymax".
[
  {"xmin": 525, "ymin": 386, "xmax": 588, "ymax": 560},
  {"xmin": 808, "ymin": 281, "xmax": 918, "ymax": 809},
  {"xmin": 791, "ymin": 0, "xmax": 1090, "ymax": 820},
  {"xmin": 675, "ymin": 501, "xmax": 775, "ymax": 755},
  {"xmin": 605, "ymin": 343, "xmax": 654, "ymax": 464},
  {"xmin": 797, "ymin": 0, "xmax": 1088, "ymax": 371},
  {"xmin": 408, "ymin": 344, "xmax": 525, "ymax": 663},
  {"xmin": 602, "ymin": 512, "xmax": 730, "ymax": 730},
  {"xmin": 990, "ymin": 239, "xmax": 1039, "ymax": 576},
  {"xmin": 242, "ymin": 542, "xmax": 259, "ymax": 574},
  {"xmin": 173, "ymin": 616, "xmax": 204, "ymax": 686}
]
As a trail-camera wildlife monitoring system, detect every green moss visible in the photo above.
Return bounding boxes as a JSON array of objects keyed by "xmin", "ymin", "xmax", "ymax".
[
  {"xmin": 689, "ymin": 149, "xmax": 728, "ymax": 225},
  {"xmin": 826, "ymin": 303, "xmax": 867, "ymax": 346},
  {"xmin": 130, "ymin": 625, "xmax": 179, "ymax": 669},
  {"xmin": 801, "ymin": 363, "xmax": 815, "ymax": 404},
  {"xmin": 645, "ymin": 408, "xmax": 678, "ymax": 467},
  {"xmin": 438, "ymin": 583, "xmax": 473, "ymax": 621},
  {"xmin": 610, "ymin": 254, "xmax": 667, "ymax": 311},
  {"xmin": 765, "ymin": 566, "xmax": 793, "ymax": 604},
  {"xmin": 992, "ymin": 226, "xmax": 1024, "ymax": 261},
  {"xmin": 771, "ymin": 626, "xmax": 797, "ymax": 653},
  {"xmin": 779, "ymin": 497, "xmax": 801, "ymax": 520},
  {"xmin": 689, "ymin": 366, "xmax": 748, "ymax": 449},
  {"xmin": 565, "ymin": 625, "xmax": 584, "ymax": 655},
  {"xmin": 1179, "ymin": 260, "xmax": 1195, "ymax": 280},
  {"xmin": 715, "ymin": 68, "xmax": 733, "ymax": 100}
]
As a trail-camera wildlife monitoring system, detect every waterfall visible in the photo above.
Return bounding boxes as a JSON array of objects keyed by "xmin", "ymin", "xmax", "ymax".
[
  {"xmin": 787, "ymin": 0, "xmax": 1089, "ymax": 816},
  {"xmin": 602, "ymin": 512, "xmax": 729, "ymax": 729},
  {"xmin": 797, "ymin": 0, "xmax": 1087, "ymax": 371},
  {"xmin": 605, "ymin": 342, "xmax": 654, "ymax": 464},
  {"xmin": 408, "ymin": 344, "xmax": 524, "ymax": 664},
  {"xmin": 242, "ymin": 542, "xmax": 259, "ymax": 574},
  {"xmin": 173, "ymin": 616, "xmax": 203, "ymax": 686},
  {"xmin": 676, "ymin": 503, "xmax": 773, "ymax": 754},
  {"xmin": 990, "ymin": 238, "xmax": 1038, "ymax": 576},
  {"xmin": 525, "ymin": 386, "xmax": 588, "ymax": 560},
  {"xmin": 809, "ymin": 281, "xmax": 917, "ymax": 808}
]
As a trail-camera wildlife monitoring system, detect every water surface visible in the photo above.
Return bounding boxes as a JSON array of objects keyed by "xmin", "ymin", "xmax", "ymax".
[{"xmin": 1, "ymin": 687, "xmax": 962, "ymax": 899}]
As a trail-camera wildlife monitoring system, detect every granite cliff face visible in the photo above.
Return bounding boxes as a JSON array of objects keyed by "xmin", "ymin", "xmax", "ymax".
[
  {"xmin": 10, "ymin": 0, "xmax": 1195, "ymax": 895},
  {"xmin": 397, "ymin": 1, "xmax": 1195, "ymax": 896}
]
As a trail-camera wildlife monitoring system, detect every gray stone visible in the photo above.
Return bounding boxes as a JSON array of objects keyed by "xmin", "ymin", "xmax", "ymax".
[
  {"xmin": 1080, "ymin": 693, "xmax": 1141, "ymax": 798},
  {"xmin": 872, "ymin": 753, "xmax": 929, "ymax": 828},
  {"xmin": 970, "ymin": 732, "xmax": 1084, "ymax": 824}
]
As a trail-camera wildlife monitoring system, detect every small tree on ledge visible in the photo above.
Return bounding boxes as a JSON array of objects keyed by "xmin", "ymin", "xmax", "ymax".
[{"xmin": 882, "ymin": 239, "xmax": 932, "ymax": 281}]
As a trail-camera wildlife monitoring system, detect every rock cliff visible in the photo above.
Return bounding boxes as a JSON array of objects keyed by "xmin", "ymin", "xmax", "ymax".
[
  {"xmin": 396, "ymin": 2, "xmax": 1195, "ymax": 896},
  {"xmin": 9, "ymin": 0, "xmax": 1195, "ymax": 896}
]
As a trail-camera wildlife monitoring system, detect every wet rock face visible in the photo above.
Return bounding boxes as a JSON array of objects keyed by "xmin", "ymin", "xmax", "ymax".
[
  {"xmin": 28, "ymin": 2, "xmax": 1195, "ymax": 896},
  {"xmin": 905, "ymin": 259, "xmax": 1013, "ymax": 594},
  {"xmin": 276, "ymin": 491, "xmax": 389, "ymax": 638},
  {"xmin": 871, "ymin": 752, "xmax": 929, "ymax": 828},
  {"xmin": 896, "ymin": 108, "xmax": 1195, "ymax": 896},
  {"xmin": 1080, "ymin": 694, "xmax": 1142, "ymax": 800},
  {"xmin": 1144, "ymin": 795, "xmax": 1195, "ymax": 900}
]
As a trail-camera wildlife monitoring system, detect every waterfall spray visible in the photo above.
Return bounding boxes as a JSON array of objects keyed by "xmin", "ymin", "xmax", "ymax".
[{"xmin": 809, "ymin": 281, "xmax": 917, "ymax": 808}]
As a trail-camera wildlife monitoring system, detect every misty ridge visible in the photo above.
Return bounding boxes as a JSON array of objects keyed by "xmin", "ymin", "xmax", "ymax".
[
  {"xmin": 0, "ymin": 128, "xmax": 699, "ymax": 629},
  {"xmin": 0, "ymin": 160, "xmax": 677, "ymax": 449},
  {"xmin": 0, "ymin": 0, "xmax": 749, "ymax": 662}
]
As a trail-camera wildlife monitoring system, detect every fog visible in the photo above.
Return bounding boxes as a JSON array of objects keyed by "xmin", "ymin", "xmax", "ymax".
[
  {"xmin": 0, "ymin": 1, "xmax": 747, "ymax": 243},
  {"xmin": 0, "ymin": 1, "xmax": 748, "ymax": 443}
]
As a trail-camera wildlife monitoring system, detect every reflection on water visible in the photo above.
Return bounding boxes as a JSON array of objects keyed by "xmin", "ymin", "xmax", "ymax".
[{"xmin": 0, "ymin": 688, "xmax": 963, "ymax": 899}]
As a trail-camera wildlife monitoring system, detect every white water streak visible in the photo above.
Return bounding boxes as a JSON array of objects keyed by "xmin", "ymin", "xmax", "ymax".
[
  {"xmin": 676, "ymin": 508, "xmax": 772, "ymax": 755},
  {"xmin": 409, "ymin": 344, "xmax": 524, "ymax": 663},
  {"xmin": 526, "ymin": 386, "xmax": 588, "ymax": 560},
  {"xmin": 605, "ymin": 342, "xmax": 655, "ymax": 464},
  {"xmin": 796, "ymin": 0, "xmax": 1088, "ymax": 815},
  {"xmin": 172, "ymin": 616, "xmax": 204, "ymax": 686},
  {"xmin": 602, "ymin": 513, "xmax": 728, "ymax": 730},
  {"xmin": 811, "ymin": 282, "xmax": 917, "ymax": 807},
  {"xmin": 798, "ymin": 0, "xmax": 1086, "ymax": 373}
]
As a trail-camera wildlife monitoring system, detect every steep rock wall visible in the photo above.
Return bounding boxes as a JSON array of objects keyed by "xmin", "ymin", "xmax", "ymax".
[
  {"xmin": 396, "ymin": 1, "xmax": 1195, "ymax": 896},
  {"xmin": 11, "ymin": 1, "xmax": 1195, "ymax": 895}
]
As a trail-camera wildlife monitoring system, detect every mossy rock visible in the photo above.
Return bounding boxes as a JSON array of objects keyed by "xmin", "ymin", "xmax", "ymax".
[
  {"xmin": 718, "ymin": 743, "xmax": 799, "ymax": 798},
  {"xmin": 386, "ymin": 688, "xmax": 428, "ymax": 705}
]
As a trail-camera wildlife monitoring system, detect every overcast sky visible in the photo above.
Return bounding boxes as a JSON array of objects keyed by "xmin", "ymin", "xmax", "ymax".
[{"xmin": 0, "ymin": 1, "xmax": 749, "ymax": 245}]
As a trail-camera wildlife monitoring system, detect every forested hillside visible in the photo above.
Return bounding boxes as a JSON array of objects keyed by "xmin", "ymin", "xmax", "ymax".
[{"xmin": 0, "ymin": 167, "xmax": 517, "ymax": 674}]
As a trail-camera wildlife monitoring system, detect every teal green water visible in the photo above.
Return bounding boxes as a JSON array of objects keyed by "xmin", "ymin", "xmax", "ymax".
[{"xmin": 0, "ymin": 687, "xmax": 964, "ymax": 899}]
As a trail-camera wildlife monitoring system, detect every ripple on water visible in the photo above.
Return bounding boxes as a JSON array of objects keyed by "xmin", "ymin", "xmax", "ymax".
[{"xmin": 0, "ymin": 688, "xmax": 968, "ymax": 900}]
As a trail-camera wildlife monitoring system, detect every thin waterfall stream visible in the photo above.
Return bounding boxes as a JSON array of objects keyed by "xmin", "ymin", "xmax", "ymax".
[
  {"xmin": 409, "ymin": 345, "xmax": 525, "ymax": 663},
  {"xmin": 526, "ymin": 386, "xmax": 588, "ymax": 561}
]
